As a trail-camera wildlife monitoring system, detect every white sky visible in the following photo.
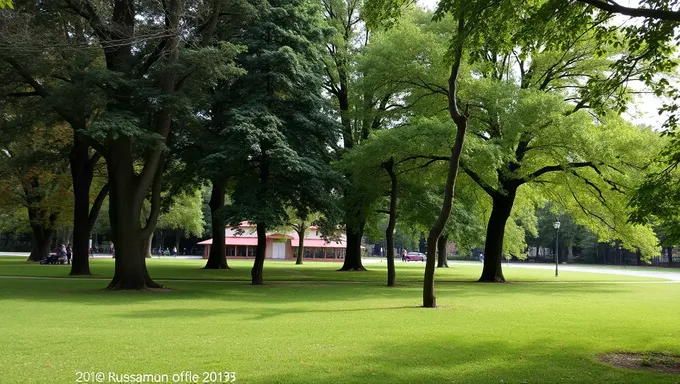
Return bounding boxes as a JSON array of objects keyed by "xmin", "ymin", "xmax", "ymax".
[{"xmin": 413, "ymin": 0, "xmax": 674, "ymax": 130}]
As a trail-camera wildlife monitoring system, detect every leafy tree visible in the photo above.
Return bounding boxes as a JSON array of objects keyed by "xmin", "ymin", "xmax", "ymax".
[
  {"xmin": 322, "ymin": 0, "xmax": 410, "ymax": 271},
  {"xmin": 0, "ymin": 119, "xmax": 72, "ymax": 261},
  {"xmin": 156, "ymin": 190, "xmax": 206, "ymax": 252},
  {"xmin": 0, "ymin": 0, "xmax": 112, "ymax": 275},
  {"xmin": 284, "ymin": 209, "xmax": 323, "ymax": 265},
  {"xmin": 7, "ymin": 0, "xmax": 239, "ymax": 289},
  {"xmin": 218, "ymin": 0, "xmax": 341, "ymax": 284}
]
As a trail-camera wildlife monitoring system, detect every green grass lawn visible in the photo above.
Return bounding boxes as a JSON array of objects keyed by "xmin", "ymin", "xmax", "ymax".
[
  {"xmin": 0, "ymin": 256, "xmax": 663, "ymax": 282},
  {"xmin": 1, "ymin": 257, "xmax": 678, "ymax": 383}
]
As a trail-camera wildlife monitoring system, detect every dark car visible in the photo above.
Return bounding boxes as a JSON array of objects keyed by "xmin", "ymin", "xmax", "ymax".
[{"xmin": 405, "ymin": 252, "xmax": 426, "ymax": 262}]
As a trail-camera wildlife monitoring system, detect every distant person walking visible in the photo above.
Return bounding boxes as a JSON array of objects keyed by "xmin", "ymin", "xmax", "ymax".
[
  {"xmin": 402, "ymin": 249, "xmax": 408, "ymax": 262},
  {"xmin": 479, "ymin": 253, "xmax": 484, "ymax": 263}
]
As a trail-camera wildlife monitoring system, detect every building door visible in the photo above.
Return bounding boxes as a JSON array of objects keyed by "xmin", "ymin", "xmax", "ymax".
[{"xmin": 273, "ymin": 242, "xmax": 286, "ymax": 259}]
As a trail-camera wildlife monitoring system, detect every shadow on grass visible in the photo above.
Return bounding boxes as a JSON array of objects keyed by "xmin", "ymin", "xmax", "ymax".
[
  {"xmin": 114, "ymin": 305, "xmax": 423, "ymax": 321},
  {"xmin": 0, "ymin": 276, "xmax": 645, "ymax": 309},
  {"xmin": 248, "ymin": 338, "xmax": 677, "ymax": 384}
]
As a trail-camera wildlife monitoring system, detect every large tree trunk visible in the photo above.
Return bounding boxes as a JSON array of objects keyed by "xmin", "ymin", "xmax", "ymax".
[
  {"xmin": 96, "ymin": 0, "xmax": 179, "ymax": 289},
  {"xmin": 142, "ymin": 233, "xmax": 153, "ymax": 258},
  {"xmin": 479, "ymin": 191, "xmax": 516, "ymax": 283},
  {"xmin": 105, "ymin": 141, "xmax": 161, "ymax": 290},
  {"xmin": 339, "ymin": 222, "xmax": 366, "ymax": 271},
  {"xmin": 204, "ymin": 179, "xmax": 229, "ymax": 269},
  {"xmin": 69, "ymin": 137, "xmax": 93, "ymax": 274},
  {"xmin": 423, "ymin": 16, "xmax": 467, "ymax": 308},
  {"xmin": 384, "ymin": 157, "xmax": 397, "ymax": 287},
  {"xmin": 295, "ymin": 225, "xmax": 305, "ymax": 265},
  {"xmin": 23, "ymin": 178, "xmax": 59, "ymax": 262},
  {"xmin": 70, "ymin": 143, "xmax": 108, "ymax": 275},
  {"xmin": 28, "ymin": 225, "xmax": 54, "ymax": 262},
  {"xmin": 437, "ymin": 235, "xmax": 449, "ymax": 268},
  {"xmin": 252, "ymin": 223, "xmax": 267, "ymax": 285}
]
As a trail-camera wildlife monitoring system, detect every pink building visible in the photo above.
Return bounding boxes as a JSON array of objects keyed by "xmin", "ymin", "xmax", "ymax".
[{"xmin": 198, "ymin": 222, "xmax": 347, "ymax": 260}]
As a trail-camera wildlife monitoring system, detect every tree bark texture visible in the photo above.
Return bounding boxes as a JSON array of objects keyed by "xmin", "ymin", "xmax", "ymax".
[
  {"xmin": 106, "ymin": 142, "xmax": 162, "ymax": 290},
  {"xmin": 204, "ymin": 179, "xmax": 229, "ymax": 269},
  {"xmin": 252, "ymin": 223, "xmax": 266, "ymax": 285},
  {"xmin": 295, "ymin": 224, "xmax": 306, "ymax": 265},
  {"xmin": 437, "ymin": 235, "xmax": 449, "ymax": 268},
  {"xmin": 69, "ymin": 138, "xmax": 108, "ymax": 275},
  {"xmin": 479, "ymin": 190, "xmax": 517, "ymax": 283},
  {"xmin": 384, "ymin": 157, "xmax": 397, "ymax": 287},
  {"xmin": 339, "ymin": 222, "xmax": 366, "ymax": 271},
  {"xmin": 28, "ymin": 226, "xmax": 54, "ymax": 262},
  {"xmin": 143, "ymin": 233, "xmax": 153, "ymax": 259},
  {"xmin": 69, "ymin": 137, "xmax": 94, "ymax": 274}
]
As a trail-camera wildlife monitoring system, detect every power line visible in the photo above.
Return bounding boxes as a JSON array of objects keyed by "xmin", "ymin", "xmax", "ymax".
[{"xmin": 0, "ymin": 30, "xmax": 182, "ymax": 53}]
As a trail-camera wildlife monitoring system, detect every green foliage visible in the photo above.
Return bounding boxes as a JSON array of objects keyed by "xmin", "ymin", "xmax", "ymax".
[
  {"xmin": 0, "ymin": 94, "xmax": 73, "ymax": 235},
  {"xmin": 0, "ymin": 207, "xmax": 30, "ymax": 235},
  {"xmin": 212, "ymin": 0, "xmax": 341, "ymax": 229},
  {"xmin": 156, "ymin": 190, "xmax": 206, "ymax": 238},
  {"xmin": 630, "ymin": 139, "xmax": 680, "ymax": 245}
]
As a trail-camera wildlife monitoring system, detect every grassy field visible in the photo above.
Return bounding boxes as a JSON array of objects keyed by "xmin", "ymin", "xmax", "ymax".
[{"xmin": 1, "ymin": 257, "xmax": 679, "ymax": 383}]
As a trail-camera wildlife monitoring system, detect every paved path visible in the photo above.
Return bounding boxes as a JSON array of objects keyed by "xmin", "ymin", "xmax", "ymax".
[
  {"xmin": 446, "ymin": 260, "xmax": 680, "ymax": 282},
  {"xmin": 365, "ymin": 258, "xmax": 680, "ymax": 281},
  {"xmin": 4, "ymin": 253, "xmax": 680, "ymax": 282},
  {"xmin": 512, "ymin": 263, "xmax": 680, "ymax": 281},
  {"xmin": 0, "ymin": 252, "xmax": 203, "ymax": 259}
]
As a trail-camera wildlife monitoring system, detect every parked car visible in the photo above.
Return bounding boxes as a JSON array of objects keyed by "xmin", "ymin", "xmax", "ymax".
[{"xmin": 405, "ymin": 252, "xmax": 426, "ymax": 262}]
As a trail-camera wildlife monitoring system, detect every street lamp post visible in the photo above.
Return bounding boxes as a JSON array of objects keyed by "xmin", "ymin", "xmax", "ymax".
[{"xmin": 553, "ymin": 221, "xmax": 561, "ymax": 277}]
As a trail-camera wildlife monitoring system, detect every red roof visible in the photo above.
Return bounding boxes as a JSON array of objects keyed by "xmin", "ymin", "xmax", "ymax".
[
  {"xmin": 197, "ymin": 237, "xmax": 258, "ymax": 246},
  {"xmin": 292, "ymin": 238, "xmax": 346, "ymax": 248}
]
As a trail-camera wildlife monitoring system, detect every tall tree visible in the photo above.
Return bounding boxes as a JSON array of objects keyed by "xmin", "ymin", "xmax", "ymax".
[
  {"xmin": 220, "ymin": 0, "xmax": 341, "ymax": 284},
  {"xmin": 60, "ymin": 0, "xmax": 238, "ymax": 289},
  {"xmin": 0, "ymin": 118, "xmax": 72, "ymax": 261},
  {"xmin": 323, "ymin": 0, "xmax": 404, "ymax": 271},
  {"xmin": 0, "ymin": 0, "xmax": 111, "ymax": 275}
]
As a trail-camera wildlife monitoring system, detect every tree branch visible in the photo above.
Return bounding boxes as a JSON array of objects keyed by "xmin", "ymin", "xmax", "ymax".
[
  {"xmin": 578, "ymin": 0, "xmax": 680, "ymax": 22},
  {"xmin": 3, "ymin": 58, "xmax": 50, "ymax": 98},
  {"xmin": 395, "ymin": 155, "xmax": 450, "ymax": 166},
  {"xmin": 62, "ymin": 0, "xmax": 111, "ymax": 40},
  {"xmin": 141, "ymin": 153, "xmax": 165, "ymax": 238},
  {"xmin": 139, "ymin": 40, "xmax": 167, "ymax": 75},
  {"xmin": 87, "ymin": 183, "xmax": 109, "ymax": 232},
  {"xmin": 460, "ymin": 163, "xmax": 501, "ymax": 198},
  {"xmin": 525, "ymin": 161, "xmax": 598, "ymax": 182},
  {"xmin": 6, "ymin": 91, "xmax": 40, "ymax": 97},
  {"xmin": 87, "ymin": 152, "xmax": 102, "ymax": 172}
]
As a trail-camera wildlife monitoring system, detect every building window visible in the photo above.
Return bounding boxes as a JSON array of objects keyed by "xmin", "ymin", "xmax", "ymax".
[
  {"xmin": 314, "ymin": 248, "xmax": 325, "ymax": 259},
  {"xmin": 327, "ymin": 248, "xmax": 337, "ymax": 259},
  {"xmin": 227, "ymin": 246, "xmax": 235, "ymax": 256},
  {"xmin": 236, "ymin": 246, "xmax": 246, "ymax": 257},
  {"xmin": 247, "ymin": 247, "xmax": 256, "ymax": 257}
]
